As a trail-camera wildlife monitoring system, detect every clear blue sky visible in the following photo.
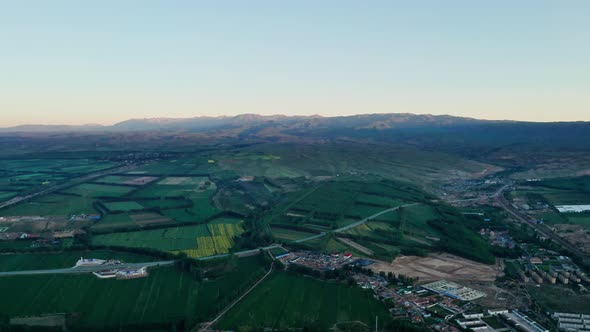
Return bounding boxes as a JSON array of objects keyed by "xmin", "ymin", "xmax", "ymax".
[{"xmin": 1, "ymin": 0, "xmax": 588, "ymax": 125}]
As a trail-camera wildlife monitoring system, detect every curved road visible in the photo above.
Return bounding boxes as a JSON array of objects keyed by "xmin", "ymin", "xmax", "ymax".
[
  {"xmin": 495, "ymin": 189, "xmax": 590, "ymax": 267},
  {"xmin": 293, "ymin": 202, "xmax": 420, "ymax": 243},
  {"xmin": 0, "ymin": 260, "xmax": 174, "ymax": 277}
]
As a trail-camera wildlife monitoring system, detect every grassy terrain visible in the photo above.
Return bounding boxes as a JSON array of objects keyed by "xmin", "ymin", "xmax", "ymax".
[
  {"xmin": 0, "ymin": 256, "xmax": 268, "ymax": 328},
  {"xmin": 528, "ymin": 285, "xmax": 590, "ymax": 314},
  {"xmin": 93, "ymin": 219, "xmax": 245, "ymax": 258},
  {"xmin": 217, "ymin": 272, "xmax": 392, "ymax": 331},
  {"xmin": 130, "ymin": 177, "xmax": 220, "ymax": 223},
  {"xmin": 102, "ymin": 201, "xmax": 145, "ymax": 212},
  {"xmin": 0, "ymin": 193, "xmax": 97, "ymax": 216},
  {"xmin": 515, "ymin": 176, "xmax": 590, "ymax": 206},
  {"xmin": 268, "ymin": 178, "xmax": 430, "ymax": 232},
  {"xmin": 270, "ymin": 225, "xmax": 317, "ymax": 242},
  {"xmin": 128, "ymin": 158, "xmax": 218, "ymax": 176},
  {"xmin": 0, "ymin": 159, "xmax": 116, "ymax": 174},
  {"xmin": 63, "ymin": 183, "xmax": 135, "ymax": 198},
  {"xmin": 0, "ymin": 250, "xmax": 155, "ymax": 272}
]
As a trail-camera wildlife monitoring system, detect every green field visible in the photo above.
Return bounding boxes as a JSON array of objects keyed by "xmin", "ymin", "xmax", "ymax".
[
  {"xmin": 0, "ymin": 193, "xmax": 97, "ymax": 216},
  {"xmin": 102, "ymin": 201, "xmax": 145, "ymax": 212},
  {"xmin": 0, "ymin": 159, "xmax": 116, "ymax": 175},
  {"xmin": 130, "ymin": 178, "xmax": 220, "ymax": 223},
  {"xmin": 528, "ymin": 285, "xmax": 590, "ymax": 314},
  {"xmin": 63, "ymin": 183, "xmax": 135, "ymax": 198},
  {"xmin": 128, "ymin": 158, "xmax": 218, "ymax": 176},
  {"xmin": 268, "ymin": 179, "xmax": 429, "ymax": 230},
  {"xmin": 92, "ymin": 212, "xmax": 173, "ymax": 231},
  {"xmin": 566, "ymin": 214, "xmax": 590, "ymax": 227},
  {"xmin": 0, "ymin": 251, "xmax": 155, "ymax": 272},
  {"xmin": 270, "ymin": 225, "xmax": 317, "ymax": 241},
  {"xmin": 515, "ymin": 176, "xmax": 590, "ymax": 206},
  {"xmin": 0, "ymin": 256, "xmax": 268, "ymax": 328},
  {"xmin": 217, "ymin": 272, "xmax": 392, "ymax": 331},
  {"xmin": 0, "ymin": 191, "xmax": 16, "ymax": 201},
  {"xmin": 93, "ymin": 219, "xmax": 245, "ymax": 257}
]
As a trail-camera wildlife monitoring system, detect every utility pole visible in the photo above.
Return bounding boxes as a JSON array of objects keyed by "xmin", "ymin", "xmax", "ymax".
[{"xmin": 375, "ymin": 315, "xmax": 378, "ymax": 332}]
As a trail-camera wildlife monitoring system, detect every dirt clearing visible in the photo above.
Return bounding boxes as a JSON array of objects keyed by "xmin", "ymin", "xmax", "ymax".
[{"xmin": 370, "ymin": 252, "xmax": 502, "ymax": 282}]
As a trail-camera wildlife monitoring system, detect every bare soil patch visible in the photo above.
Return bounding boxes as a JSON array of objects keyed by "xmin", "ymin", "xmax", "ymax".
[
  {"xmin": 554, "ymin": 224, "xmax": 590, "ymax": 255},
  {"xmin": 10, "ymin": 314, "xmax": 66, "ymax": 328},
  {"xmin": 370, "ymin": 252, "xmax": 501, "ymax": 282}
]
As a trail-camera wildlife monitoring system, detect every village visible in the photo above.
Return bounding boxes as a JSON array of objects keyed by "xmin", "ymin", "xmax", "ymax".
[
  {"xmin": 273, "ymin": 249, "xmax": 567, "ymax": 332},
  {"xmin": 75, "ymin": 257, "xmax": 149, "ymax": 280}
]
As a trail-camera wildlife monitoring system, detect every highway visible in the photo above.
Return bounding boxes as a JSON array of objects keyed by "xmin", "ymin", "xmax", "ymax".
[
  {"xmin": 0, "ymin": 164, "xmax": 137, "ymax": 210},
  {"xmin": 197, "ymin": 244, "xmax": 281, "ymax": 261},
  {"xmin": 495, "ymin": 186, "xmax": 590, "ymax": 267},
  {"xmin": 293, "ymin": 202, "xmax": 420, "ymax": 243},
  {"xmin": 0, "ymin": 260, "xmax": 174, "ymax": 277}
]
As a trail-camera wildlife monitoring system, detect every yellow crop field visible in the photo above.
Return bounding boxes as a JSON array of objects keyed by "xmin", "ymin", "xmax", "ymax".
[{"xmin": 170, "ymin": 221, "xmax": 246, "ymax": 258}]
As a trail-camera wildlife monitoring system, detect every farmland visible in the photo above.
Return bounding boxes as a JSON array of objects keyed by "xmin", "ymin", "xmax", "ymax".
[
  {"xmin": 63, "ymin": 183, "xmax": 135, "ymax": 198},
  {"xmin": 267, "ymin": 178, "xmax": 431, "ymax": 233},
  {"xmin": 101, "ymin": 201, "xmax": 145, "ymax": 212},
  {"xmin": 217, "ymin": 272, "xmax": 392, "ymax": 331},
  {"xmin": 513, "ymin": 176, "xmax": 590, "ymax": 206},
  {"xmin": 528, "ymin": 285, "xmax": 590, "ymax": 314},
  {"xmin": 92, "ymin": 219, "xmax": 245, "ymax": 257},
  {"xmin": 0, "ymin": 193, "xmax": 97, "ymax": 216},
  {"xmin": 130, "ymin": 177, "xmax": 220, "ymax": 223},
  {"xmin": 0, "ymin": 159, "xmax": 118, "ymax": 203},
  {"xmin": 95, "ymin": 175, "xmax": 158, "ymax": 186},
  {"xmin": 270, "ymin": 225, "xmax": 318, "ymax": 242},
  {"xmin": 92, "ymin": 212, "xmax": 174, "ymax": 230},
  {"xmin": 0, "ymin": 256, "xmax": 269, "ymax": 328}
]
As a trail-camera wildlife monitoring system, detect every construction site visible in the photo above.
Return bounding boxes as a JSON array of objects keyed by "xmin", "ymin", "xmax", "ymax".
[{"xmin": 369, "ymin": 253, "xmax": 502, "ymax": 282}]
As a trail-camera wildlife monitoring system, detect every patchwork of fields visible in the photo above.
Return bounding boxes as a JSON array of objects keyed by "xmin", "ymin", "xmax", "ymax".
[
  {"xmin": 217, "ymin": 272, "xmax": 392, "ymax": 331},
  {"xmin": 93, "ymin": 218, "xmax": 245, "ymax": 258},
  {"xmin": 0, "ymin": 256, "xmax": 268, "ymax": 328},
  {"xmin": 0, "ymin": 159, "xmax": 118, "ymax": 203},
  {"xmin": 268, "ymin": 179, "xmax": 429, "ymax": 232}
]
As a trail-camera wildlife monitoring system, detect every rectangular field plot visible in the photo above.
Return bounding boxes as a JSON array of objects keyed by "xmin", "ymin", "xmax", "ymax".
[
  {"xmin": 91, "ymin": 213, "xmax": 173, "ymax": 230},
  {"xmin": 93, "ymin": 219, "xmax": 245, "ymax": 257},
  {"xmin": 101, "ymin": 201, "xmax": 145, "ymax": 212},
  {"xmin": 0, "ymin": 191, "xmax": 16, "ymax": 201},
  {"xmin": 158, "ymin": 176, "xmax": 209, "ymax": 185},
  {"xmin": 270, "ymin": 225, "xmax": 317, "ymax": 241},
  {"xmin": 95, "ymin": 175, "xmax": 158, "ymax": 186},
  {"xmin": 0, "ymin": 159, "xmax": 116, "ymax": 174},
  {"xmin": 0, "ymin": 256, "xmax": 268, "ymax": 328},
  {"xmin": 269, "ymin": 180, "xmax": 425, "ymax": 229},
  {"xmin": 0, "ymin": 193, "xmax": 97, "ymax": 216},
  {"xmin": 217, "ymin": 272, "xmax": 392, "ymax": 331},
  {"xmin": 63, "ymin": 183, "xmax": 135, "ymax": 198},
  {"xmin": 128, "ymin": 158, "xmax": 218, "ymax": 175}
]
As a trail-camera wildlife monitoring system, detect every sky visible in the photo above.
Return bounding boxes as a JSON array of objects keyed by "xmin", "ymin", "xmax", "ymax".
[{"xmin": 1, "ymin": 0, "xmax": 589, "ymax": 126}]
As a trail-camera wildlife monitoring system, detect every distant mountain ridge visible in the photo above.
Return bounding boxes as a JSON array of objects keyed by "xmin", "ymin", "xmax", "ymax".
[
  {"xmin": 2, "ymin": 113, "xmax": 590, "ymax": 153},
  {"xmin": 0, "ymin": 113, "xmax": 492, "ymax": 132}
]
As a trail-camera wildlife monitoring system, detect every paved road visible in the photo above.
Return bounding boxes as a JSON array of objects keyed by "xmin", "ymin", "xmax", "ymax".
[
  {"xmin": 0, "ymin": 164, "xmax": 137, "ymax": 210},
  {"xmin": 495, "ymin": 187, "xmax": 590, "ymax": 267},
  {"xmin": 0, "ymin": 260, "xmax": 174, "ymax": 277},
  {"xmin": 293, "ymin": 202, "xmax": 420, "ymax": 243},
  {"xmin": 197, "ymin": 263, "xmax": 275, "ymax": 332},
  {"xmin": 197, "ymin": 244, "xmax": 281, "ymax": 261}
]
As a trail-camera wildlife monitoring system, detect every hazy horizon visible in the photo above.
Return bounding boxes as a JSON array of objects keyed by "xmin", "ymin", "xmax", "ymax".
[{"xmin": 2, "ymin": 1, "xmax": 589, "ymax": 126}]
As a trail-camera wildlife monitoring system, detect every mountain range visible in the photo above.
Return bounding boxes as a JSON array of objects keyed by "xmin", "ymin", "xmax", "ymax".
[
  {"xmin": 2, "ymin": 113, "xmax": 589, "ymax": 151},
  {"xmin": 0, "ymin": 113, "xmax": 501, "ymax": 132}
]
